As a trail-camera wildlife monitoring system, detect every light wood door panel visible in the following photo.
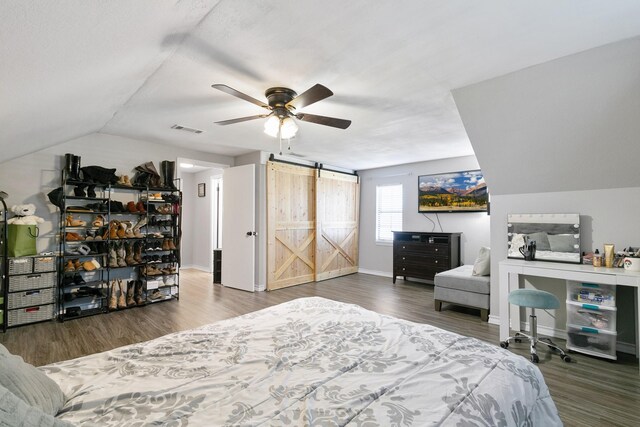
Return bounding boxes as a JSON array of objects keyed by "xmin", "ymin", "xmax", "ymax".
[
  {"xmin": 315, "ymin": 170, "xmax": 359, "ymax": 281},
  {"xmin": 267, "ymin": 161, "xmax": 316, "ymax": 290}
]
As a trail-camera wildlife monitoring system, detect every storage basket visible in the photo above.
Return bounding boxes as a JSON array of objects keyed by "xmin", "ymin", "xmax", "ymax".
[
  {"xmin": 34, "ymin": 256, "xmax": 56, "ymax": 273},
  {"xmin": 566, "ymin": 324, "xmax": 617, "ymax": 360},
  {"xmin": 8, "ymin": 304, "xmax": 54, "ymax": 327},
  {"xmin": 8, "ymin": 272, "xmax": 56, "ymax": 292},
  {"xmin": 8, "ymin": 257, "xmax": 33, "ymax": 275},
  {"xmin": 8, "ymin": 288, "xmax": 55, "ymax": 310},
  {"xmin": 567, "ymin": 300, "xmax": 616, "ymax": 332}
]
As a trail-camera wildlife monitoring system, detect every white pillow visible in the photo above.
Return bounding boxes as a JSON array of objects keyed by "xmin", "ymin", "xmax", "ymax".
[{"xmin": 472, "ymin": 247, "xmax": 491, "ymax": 276}]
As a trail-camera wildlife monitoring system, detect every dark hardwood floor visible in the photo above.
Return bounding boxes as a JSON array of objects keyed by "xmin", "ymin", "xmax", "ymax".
[{"xmin": 1, "ymin": 270, "xmax": 638, "ymax": 426}]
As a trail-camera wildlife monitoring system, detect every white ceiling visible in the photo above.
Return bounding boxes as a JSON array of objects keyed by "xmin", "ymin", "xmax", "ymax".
[{"xmin": 2, "ymin": 1, "xmax": 640, "ymax": 170}]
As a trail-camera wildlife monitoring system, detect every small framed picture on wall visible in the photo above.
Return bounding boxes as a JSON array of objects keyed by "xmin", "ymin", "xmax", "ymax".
[{"xmin": 198, "ymin": 183, "xmax": 206, "ymax": 197}]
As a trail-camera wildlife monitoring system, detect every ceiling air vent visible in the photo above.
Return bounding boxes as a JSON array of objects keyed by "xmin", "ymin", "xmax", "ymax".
[{"xmin": 171, "ymin": 124, "xmax": 204, "ymax": 134}]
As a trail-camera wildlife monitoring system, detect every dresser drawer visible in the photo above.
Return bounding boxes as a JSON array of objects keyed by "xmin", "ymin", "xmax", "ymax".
[
  {"xmin": 395, "ymin": 242, "xmax": 449, "ymax": 255},
  {"xmin": 395, "ymin": 254, "xmax": 449, "ymax": 267}
]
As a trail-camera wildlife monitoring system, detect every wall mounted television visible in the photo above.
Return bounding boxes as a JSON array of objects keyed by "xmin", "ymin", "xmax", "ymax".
[{"xmin": 418, "ymin": 170, "xmax": 488, "ymax": 213}]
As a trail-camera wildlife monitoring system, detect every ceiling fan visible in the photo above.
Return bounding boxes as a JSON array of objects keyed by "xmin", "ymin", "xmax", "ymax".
[{"xmin": 211, "ymin": 83, "xmax": 352, "ymax": 140}]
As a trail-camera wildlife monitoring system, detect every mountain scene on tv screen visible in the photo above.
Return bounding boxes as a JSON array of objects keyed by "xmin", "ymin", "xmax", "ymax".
[{"xmin": 419, "ymin": 170, "xmax": 488, "ymax": 211}]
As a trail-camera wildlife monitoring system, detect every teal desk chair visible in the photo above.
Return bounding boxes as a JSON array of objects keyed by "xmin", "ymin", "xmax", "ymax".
[{"xmin": 500, "ymin": 289, "xmax": 571, "ymax": 363}]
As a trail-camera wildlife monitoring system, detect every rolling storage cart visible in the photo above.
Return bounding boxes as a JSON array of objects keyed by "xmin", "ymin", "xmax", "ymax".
[{"xmin": 566, "ymin": 281, "xmax": 617, "ymax": 360}]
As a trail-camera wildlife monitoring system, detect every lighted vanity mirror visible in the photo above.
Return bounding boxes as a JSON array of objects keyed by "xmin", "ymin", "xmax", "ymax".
[{"xmin": 507, "ymin": 213, "xmax": 581, "ymax": 264}]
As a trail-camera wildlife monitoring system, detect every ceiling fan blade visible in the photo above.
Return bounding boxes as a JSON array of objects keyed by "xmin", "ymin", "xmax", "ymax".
[
  {"xmin": 215, "ymin": 114, "xmax": 269, "ymax": 126},
  {"xmin": 286, "ymin": 84, "xmax": 333, "ymax": 110},
  {"xmin": 212, "ymin": 84, "xmax": 269, "ymax": 109},
  {"xmin": 296, "ymin": 113, "xmax": 351, "ymax": 129}
]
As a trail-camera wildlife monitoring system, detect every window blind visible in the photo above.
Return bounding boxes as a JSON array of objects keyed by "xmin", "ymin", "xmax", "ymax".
[{"xmin": 376, "ymin": 184, "xmax": 403, "ymax": 242}]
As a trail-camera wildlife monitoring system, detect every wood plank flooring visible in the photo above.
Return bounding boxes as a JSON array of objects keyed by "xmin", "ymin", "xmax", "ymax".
[{"xmin": 1, "ymin": 270, "xmax": 639, "ymax": 426}]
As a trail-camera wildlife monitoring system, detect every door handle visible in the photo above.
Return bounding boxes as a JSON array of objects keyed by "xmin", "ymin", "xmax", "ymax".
[{"xmin": 246, "ymin": 231, "xmax": 257, "ymax": 236}]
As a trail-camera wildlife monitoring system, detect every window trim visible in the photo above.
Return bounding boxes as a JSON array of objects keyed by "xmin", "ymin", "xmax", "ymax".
[{"xmin": 375, "ymin": 183, "xmax": 403, "ymax": 245}]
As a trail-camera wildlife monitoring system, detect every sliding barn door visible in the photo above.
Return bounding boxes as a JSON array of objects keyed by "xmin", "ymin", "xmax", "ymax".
[
  {"xmin": 315, "ymin": 170, "xmax": 360, "ymax": 281},
  {"xmin": 266, "ymin": 161, "xmax": 316, "ymax": 290}
]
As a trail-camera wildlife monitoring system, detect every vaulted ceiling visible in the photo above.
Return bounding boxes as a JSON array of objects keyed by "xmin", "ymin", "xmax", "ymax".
[{"xmin": 2, "ymin": 1, "xmax": 640, "ymax": 170}]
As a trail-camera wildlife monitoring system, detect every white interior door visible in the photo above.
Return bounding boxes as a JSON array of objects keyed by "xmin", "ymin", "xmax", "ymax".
[{"xmin": 221, "ymin": 164, "xmax": 255, "ymax": 291}]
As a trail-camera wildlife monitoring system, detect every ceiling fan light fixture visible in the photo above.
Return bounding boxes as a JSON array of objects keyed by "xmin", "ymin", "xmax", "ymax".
[
  {"xmin": 264, "ymin": 116, "xmax": 298, "ymax": 139},
  {"xmin": 280, "ymin": 117, "xmax": 298, "ymax": 139},
  {"xmin": 263, "ymin": 115, "xmax": 280, "ymax": 137}
]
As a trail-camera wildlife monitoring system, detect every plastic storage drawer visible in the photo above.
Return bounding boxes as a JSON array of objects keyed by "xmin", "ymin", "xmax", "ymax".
[
  {"xmin": 33, "ymin": 256, "xmax": 56, "ymax": 272},
  {"xmin": 7, "ymin": 304, "xmax": 54, "ymax": 327},
  {"xmin": 567, "ymin": 282, "xmax": 615, "ymax": 307},
  {"xmin": 566, "ymin": 300, "xmax": 617, "ymax": 332},
  {"xmin": 8, "ymin": 272, "xmax": 56, "ymax": 292},
  {"xmin": 8, "ymin": 257, "xmax": 33, "ymax": 275},
  {"xmin": 566, "ymin": 324, "xmax": 617, "ymax": 360},
  {"xmin": 8, "ymin": 288, "xmax": 55, "ymax": 310}
]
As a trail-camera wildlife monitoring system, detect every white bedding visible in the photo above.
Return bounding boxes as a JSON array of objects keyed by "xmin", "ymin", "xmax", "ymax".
[{"xmin": 43, "ymin": 297, "xmax": 561, "ymax": 426}]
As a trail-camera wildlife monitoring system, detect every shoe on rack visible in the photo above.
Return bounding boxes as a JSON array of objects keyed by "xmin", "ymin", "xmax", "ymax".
[
  {"xmin": 87, "ymin": 185, "xmax": 97, "ymax": 198},
  {"xmin": 74, "ymin": 184, "xmax": 87, "ymax": 197},
  {"xmin": 126, "ymin": 201, "xmax": 138, "ymax": 213},
  {"xmin": 168, "ymin": 239, "xmax": 177, "ymax": 250},
  {"xmin": 85, "ymin": 229, "xmax": 96, "ymax": 241},
  {"xmin": 133, "ymin": 241, "xmax": 143, "ymax": 264},
  {"xmin": 65, "ymin": 232, "xmax": 84, "ymax": 241},
  {"xmin": 73, "ymin": 259, "xmax": 83, "ymax": 271},
  {"xmin": 126, "ymin": 280, "xmax": 135, "ymax": 307},
  {"xmin": 109, "ymin": 221, "xmax": 120, "ymax": 240},
  {"xmin": 77, "ymin": 244, "xmax": 91, "ymax": 255},
  {"xmin": 117, "ymin": 221, "xmax": 127, "ymax": 239},
  {"xmin": 108, "ymin": 280, "xmax": 118, "ymax": 311},
  {"xmin": 108, "ymin": 243, "xmax": 119, "ymax": 268},
  {"xmin": 132, "ymin": 217, "xmax": 147, "ymax": 238},
  {"xmin": 136, "ymin": 201, "xmax": 146, "ymax": 214},
  {"xmin": 162, "ymin": 239, "xmax": 171, "ymax": 251},
  {"xmin": 64, "ymin": 259, "xmax": 75, "ymax": 272},
  {"xmin": 66, "ymin": 214, "xmax": 87, "ymax": 227},
  {"xmin": 125, "ymin": 242, "xmax": 135, "ymax": 265},
  {"xmin": 92, "ymin": 214, "xmax": 105, "ymax": 227},
  {"xmin": 117, "ymin": 279, "xmax": 127, "ymax": 309},
  {"xmin": 149, "ymin": 289, "xmax": 163, "ymax": 300},
  {"xmin": 117, "ymin": 242, "xmax": 127, "ymax": 267},
  {"xmin": 73, "ymin": 273, "xmax": 86, "ymax": 285},
  {"xmin": 122, "ymin": 221, "xmax": 134, "ymax": 238},
  {"xmin": 134, "ymin": 280, "xmax": 144, "ymax": 305},
  {"xmin": 163, "ymin": 275, "xmax": 176, "ymax": 286},
  {"xmin": 123, "ymin": 175, "xmax": 133, "ymax": 187},
  {"xmin": 82, "ymin": 259, "xmax": 100, "ymax": 271}
]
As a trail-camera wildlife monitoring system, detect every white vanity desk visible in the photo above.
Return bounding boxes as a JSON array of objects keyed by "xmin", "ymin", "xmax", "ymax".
[{"xmin": 499, "ymin": 259, "xmax": 640, "ymax": 367}]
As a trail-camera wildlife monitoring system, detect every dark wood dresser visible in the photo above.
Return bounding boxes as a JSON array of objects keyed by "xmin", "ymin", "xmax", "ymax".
[{"xmin": 392, "ymin": 231, "xmax": 461, "ymax": 284}]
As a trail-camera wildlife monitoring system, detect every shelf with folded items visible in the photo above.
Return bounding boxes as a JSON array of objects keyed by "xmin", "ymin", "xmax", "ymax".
[{"xmin": 60, "ymin": 277, "xmax": 104, "ymax": 289}]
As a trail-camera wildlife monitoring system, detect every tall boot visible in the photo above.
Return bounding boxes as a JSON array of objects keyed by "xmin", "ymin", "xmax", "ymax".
[
  {"xmin": 108, "ymin": 243, "xmax": 119, "ymax": 268},
  {"xmin": 65, "ymin": 154, "xmax": 82, "ymax": 181},
  {"xmin": 125, "ymin": 242, "xmax": 135, "ymax": 265},
  {"xmin": 74, "ymin": 184, "xmax": 87, "ymax": 196},
  {"xmin": 117, "ymin": 279, "xmax": 127, "ymax": 309},
  {"xmin": 126, "ymin": 280, "xmax": 135, "ymax": 307},
  {"xmin": 87, "ymin": 184, "xmax": 97, "ymax": 198},
  {"xmin": 117, "ymin": 242, "xmax": 127, "ymax": 267},
  {"xmin": 133, "ymin": 241, "xmax": 143, "ymax": 264},
  {"xmin": 161, "ymin": 161, "xmax": 178, "ymax": 190},
  {"xmin": 108, "ymin": 280, "xmax": 118, "ymax": 311},
  {"xmin": 134, "ymin": 280, "xmax": 145, "ymax": 305}
]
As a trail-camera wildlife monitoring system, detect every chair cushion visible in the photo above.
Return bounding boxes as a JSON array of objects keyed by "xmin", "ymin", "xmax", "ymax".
[
  {"xmin": 434, "ymin": 265, "xmax": 490, "ymax": 294},
  {"xmin": 508, "ymin": 289, "xmax": 560, "ymax": 309}
]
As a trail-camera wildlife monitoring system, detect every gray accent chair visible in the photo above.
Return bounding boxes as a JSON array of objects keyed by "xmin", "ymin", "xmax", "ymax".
[{"xmin": 434, "ymin": 264, "xmax": 490, "ymax": 321}]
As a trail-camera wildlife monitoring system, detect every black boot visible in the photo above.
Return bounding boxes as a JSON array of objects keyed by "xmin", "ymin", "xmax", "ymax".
[
  {"xmin": 87, "ymin": 185, "xmax": 97, "ymax": 198},
  {"xmin": 74, "ymin": 184, "xmax": 87, "ymax": 197},
  {"xmin": 64, "ymin": 154, "xmax": 82, "ymax": 182},
  {"xmin": 161, "ymin": 161, "xmax": 177, "ymax": 189}
]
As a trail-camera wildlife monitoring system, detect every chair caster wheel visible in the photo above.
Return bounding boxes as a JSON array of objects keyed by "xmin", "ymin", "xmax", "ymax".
[
  {"xmin": 514, "ymin": 338, "xmax": 522, "ymax": 343},
  {"xmin": 561, "ymin": 355, "xmax": 572, "ymax": 363},
  {"xmin": 500, "ymin": 341, "xmax": 508, "ymax": 349},
  {"xmin": 531, "ymin": 354, "xmax": 539, "ymax": 363}
]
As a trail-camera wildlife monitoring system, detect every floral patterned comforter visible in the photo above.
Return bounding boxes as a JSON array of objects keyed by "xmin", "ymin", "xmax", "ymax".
[{"xmin": 43, "ymin": 297, "xmax": 562, "ymax": 426}]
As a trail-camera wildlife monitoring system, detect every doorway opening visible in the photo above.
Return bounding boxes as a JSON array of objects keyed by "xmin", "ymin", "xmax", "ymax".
[{"xmin": 176, "ymin": 157, "xmax": 226, "ymax": 273}]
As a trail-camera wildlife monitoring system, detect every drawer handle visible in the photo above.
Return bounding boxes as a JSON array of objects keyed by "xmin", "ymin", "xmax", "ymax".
[
  {"xmin": 402, "ymin": 246, "xmax": 406, "ymax": 249},
  {"xmin": 402, "ymin": 268, "xmax": 405, "ymax": 271},
  {"xmin": 435, "ymin": 249, "xmax": 438, "ymax": 252},
  {"xmin": 402, "ymin": 257, "xmax": 405, "ymax": 260},
  {"xmin": 435, "ymin": 260, "xmax": 438, "ymax": 264}
]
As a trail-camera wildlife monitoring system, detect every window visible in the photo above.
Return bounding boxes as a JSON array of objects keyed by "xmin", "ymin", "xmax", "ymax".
[{"xmin": 376, "ymin": 184, "xmax": 403, "ymax": 243}]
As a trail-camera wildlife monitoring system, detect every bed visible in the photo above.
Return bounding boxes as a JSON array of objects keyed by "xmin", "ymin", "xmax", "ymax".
[{"xmin": 41, "ymin": 297, "xmax": 561, "ymax": 426}]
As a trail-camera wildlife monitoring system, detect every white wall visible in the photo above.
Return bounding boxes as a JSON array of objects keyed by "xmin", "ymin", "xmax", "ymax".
[
  {"xmin": 358, "ymin": 155, "xmax": 490, "ymax": 276},
  {"xmin": 491, "ymin": 188, "xmax": 639, "ymax": 346},
  {"xmin": 0, "ymin": 132, "xmax": 234, "ymax": 253},
  {"xmin": 187, "ymin": 168, "xmax": 223, "ymax": 271},
  {"xmin": 180, "ymin": 172, "xmax": 195, "ymax": 268}
]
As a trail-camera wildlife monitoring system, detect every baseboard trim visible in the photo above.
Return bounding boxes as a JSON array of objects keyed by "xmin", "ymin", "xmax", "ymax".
[
  {"xmin": 358, "ymin": 268, "xmax": 393, "ymax": 278},
  {"xmin": 180, "ymin": 264, "xmax": 210, "ymax": 273},
  {"xmin": 488, "ymin": 315, "xmax": 501, "ymax": 326}
]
